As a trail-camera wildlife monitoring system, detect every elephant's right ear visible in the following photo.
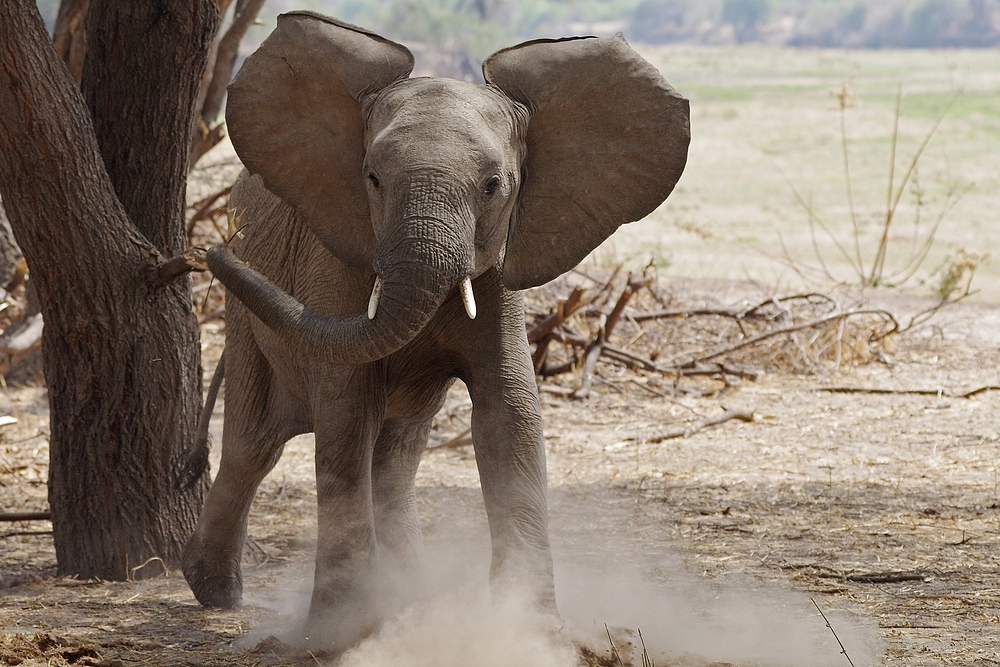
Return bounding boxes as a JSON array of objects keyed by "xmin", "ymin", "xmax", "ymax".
[{"xmin": 226, "ymin": 12, "xmax": 413, "ymax": 269}]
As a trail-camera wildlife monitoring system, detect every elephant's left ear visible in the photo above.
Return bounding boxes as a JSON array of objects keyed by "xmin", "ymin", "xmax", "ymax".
[{"xmin": 483, "ymin": 35, "xmax": 690, "ymax": 290}]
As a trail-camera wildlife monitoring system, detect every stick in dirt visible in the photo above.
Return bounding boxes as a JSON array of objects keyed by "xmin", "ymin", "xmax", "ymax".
[{"xmin": 644, "ymin": 408, "xmax": 756, "ymax": 443}]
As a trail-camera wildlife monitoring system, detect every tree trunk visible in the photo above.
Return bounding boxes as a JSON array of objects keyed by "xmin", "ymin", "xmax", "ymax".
[
  {"xmin": 52, "ymin": 0, "xmax": 88, "ymax": 84},
  {"xmin": 0, "ymin": 0, "xmax": 218, "ymax": 580}
]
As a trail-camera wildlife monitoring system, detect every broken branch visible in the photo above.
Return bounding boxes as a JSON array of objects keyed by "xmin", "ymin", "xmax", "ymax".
[
  {"xmin": 681, "ymin": 308, "xmax": 898, "ymax": 365},
  {"xmin": 150, "ymin": 247, "xmax": 208, "ymax": 287},
  {"xmin": 427, "ymin": 428, "xmax": 472, "ymax": 450},
  {"xmin": 645, "ymin": 409, "xmax": 756, "ymax": 443},
  {"xmin": 573, "ymin": 274, "xmax": 648, "ymax": 399},
  {"xmin": 0, "ymin": 511, "xmax": 51, "ymax": 522},
  {"xmin": 186, "ymin": 184, "xmax": 233, "ymax": 236},
  {"xmin": 817, "ymin": 384, "xmax": 1000, "ymax": 399}
]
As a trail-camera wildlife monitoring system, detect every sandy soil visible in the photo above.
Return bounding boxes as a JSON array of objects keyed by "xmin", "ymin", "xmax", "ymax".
[{"xmin": 1, "ymin": 279, "xmax": 999, "ymax": 666}]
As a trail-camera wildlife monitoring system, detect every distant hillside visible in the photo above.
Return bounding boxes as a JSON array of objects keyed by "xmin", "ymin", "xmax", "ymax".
[
  {"xmin": 628, "ymin": 0, "xmax": 1000, "ymax": 47},
  {"xmin": 277, "ymin": 0, "xmax": 1000, "ymax": 50}
]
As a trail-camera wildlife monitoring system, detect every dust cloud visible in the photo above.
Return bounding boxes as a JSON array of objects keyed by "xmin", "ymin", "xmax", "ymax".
[
  {"xmin": 244, "ymin": 540, "xmax": 882, "ymax": 666},
  {"xmin": 339, "ymin": 585, "xmax": 576, "ymax": 667},
  {"xmin": 556, "ymin": 559, "xmax": 883, "ymax": 666}
]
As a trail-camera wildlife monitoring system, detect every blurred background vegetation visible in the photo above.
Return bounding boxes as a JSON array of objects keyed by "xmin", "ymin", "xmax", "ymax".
[
  {"xmin": 34, "ymin": 1, "xmax": 1000, "ymax": 58},
  {"xmin": 29, "ymin": 0, "xmax": 1000, "ymax": 299}
]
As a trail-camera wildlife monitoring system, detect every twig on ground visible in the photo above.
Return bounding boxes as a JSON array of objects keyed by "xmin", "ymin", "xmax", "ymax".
[
  {"xmin": 627, "ymin": 377, "xmax": 671, "ymax": 398},
  {"xmin": 605, "ymin": 625, "xmax": 625, "ymax": 667},
  {"xmin": 681, "ymin": 308, "xmax": 898, "ymax": 365},
  {"xmin": 631, "ymin": 292, "xmax": 836, "ymax": 323},
  {"xmin": 573, "ymin": 273, "xmax": 647, "ymax": 399},
  {"xmin": 645, "ymin": 409, "xmax": 756, "ymax": 443},
  {"xmin": 594, "ymin": 372, "xmax": 627, "ymax": 395},
  {"xmin": 525, "ymin": 268, "xmax": 912, "ymax": 398},
  {"xmin": 128, "ymin": 556, "xmax": 167, "ymax": 581},
  {"xmin": 572, "ymin": 335, "xmax": 604, "ymax": 400},
  {"xmin": 0, "ymin": 511, "xmax": 51, "ymax": 522},
  {"xmin": 638, "ymin": 628, "xmax": 654, "ymax": 667},
  {"xmin": 843, "ymin": 571, "xmax": 927, "ymax": 584},
  {"xmin": 538, "ymin": 384, "xmax": 576, "ymax": 396},
  {"xmin": 427, "ymin": 427, "xmax": 472, "ymax": 450},
  {"xmin": 817, "ymin": 385, "xmax": 1000, "ymax": 399},
  {"xmin": 530, "ymin": 286, "xmax": 592, "ymax": 372},
  {"xmin": 811, "ymin": 597, "xmax": 857, "ymax": 667}
]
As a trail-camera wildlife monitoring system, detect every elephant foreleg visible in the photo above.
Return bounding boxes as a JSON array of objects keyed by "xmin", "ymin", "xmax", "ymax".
[
  {"xmin": 465, "ymin": 327, "xmax": 555, "ymax": 611},
  {"xmin": 371, "ymin": 418, "xmax": 432, "ymax": 604},
  {"xmin": 308, "ymin": 368, "xmax": 386, "ymax": 646}
]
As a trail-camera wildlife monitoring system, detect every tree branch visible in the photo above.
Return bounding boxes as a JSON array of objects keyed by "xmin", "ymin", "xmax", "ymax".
[
  {"xmin": 149, "ymin": 247, "xmax": 208, "ymax": 288},
  {"xmin": 0, "ymin": 511, "xmax": 51, "ymax": 522},
  {"xmin": 681, "ymin": 308, "xmax": 898, "ymax": 365},
  {"xmin": 817, "ymin": 385, "xmax": 1000, "ymax": 399},
  {"xmin": 190, "ymin": 0, "xmax": 266, "ymax": 167},
  {"xmin": 573, "ymin": 274, "xmax": 648, "ymax": 399},
  {"xmin": 646, "ymin": 409, "xmax": 756, "ymax": 443}
]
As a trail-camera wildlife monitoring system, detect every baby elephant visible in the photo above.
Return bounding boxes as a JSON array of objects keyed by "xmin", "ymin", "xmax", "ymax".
[{"xmin": 182, "ymin": 10, "xmax": 689, "ymax": 648}]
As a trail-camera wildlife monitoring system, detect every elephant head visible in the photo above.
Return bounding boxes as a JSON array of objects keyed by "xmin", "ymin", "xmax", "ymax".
[{"xmin": 208, "ymin": 11, "xmax": 690, "ymax": 364}]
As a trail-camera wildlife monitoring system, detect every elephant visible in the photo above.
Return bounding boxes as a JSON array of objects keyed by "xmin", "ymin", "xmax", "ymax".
[{"xmin": 180, "ymin": 10, "xmax": 689, "ymax": 648}]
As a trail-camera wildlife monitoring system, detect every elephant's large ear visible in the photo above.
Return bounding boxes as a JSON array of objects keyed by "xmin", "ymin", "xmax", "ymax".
[
  {"xmin": 226, "ymin": 12, "xmax": 413, "ymax": 269},
  {"xmin": 483, "ymin": 35, "xmax": 689, "ymax": 290}
]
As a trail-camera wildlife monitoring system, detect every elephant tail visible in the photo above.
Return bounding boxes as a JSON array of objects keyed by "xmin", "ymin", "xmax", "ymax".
[{"xmin": 174, "ymin": 350, "xmax": 225, "ymax": 492}]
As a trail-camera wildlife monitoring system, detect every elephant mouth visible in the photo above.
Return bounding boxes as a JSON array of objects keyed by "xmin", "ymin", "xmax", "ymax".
[{"xmin": 366, "ymin": 274, "xmax": 477, "ymax": 321}]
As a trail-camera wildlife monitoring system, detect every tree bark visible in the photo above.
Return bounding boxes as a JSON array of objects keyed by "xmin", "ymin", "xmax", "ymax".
[
  {"xmin": 82, "ymin": 1, "xmax": 218, "ymax": 255},
  {"xmin": 51, "ymin": 0, "xmax": 88, "ymax": 85},
  {"xmin": 0, "ymin": 0, "xmax": 218, "ymax": 580}
]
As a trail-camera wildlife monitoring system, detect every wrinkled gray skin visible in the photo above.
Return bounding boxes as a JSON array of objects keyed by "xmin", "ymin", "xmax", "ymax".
[{"xmin": 181, "ymin": 11, "xmax": 689, "ymax": 648}]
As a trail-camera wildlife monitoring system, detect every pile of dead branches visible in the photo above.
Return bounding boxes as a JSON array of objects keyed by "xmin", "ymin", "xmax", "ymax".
[{"xmin": 525, "ymin": 267, "xmax": 900, "ymax": 399}]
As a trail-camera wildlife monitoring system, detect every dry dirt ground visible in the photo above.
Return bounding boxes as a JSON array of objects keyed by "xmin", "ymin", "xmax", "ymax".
[{"xmin": 1, "ymin": 278, "xmax": 999, "ymax": 666}]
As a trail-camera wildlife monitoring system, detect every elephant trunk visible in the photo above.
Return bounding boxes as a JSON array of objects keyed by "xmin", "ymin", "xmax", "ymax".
[{"xmin": 206, "ymin": 232, "xmax": 470, "ymax": 365}]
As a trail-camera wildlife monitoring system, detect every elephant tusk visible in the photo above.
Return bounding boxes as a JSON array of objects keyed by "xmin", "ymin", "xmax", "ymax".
[
  {"xmin": 367, "ymin": 275, "xmax": 383, "ymax": 320},
  {"xmin": 459, "ymin": 276, "xmax": 476, "ymax": 320}
]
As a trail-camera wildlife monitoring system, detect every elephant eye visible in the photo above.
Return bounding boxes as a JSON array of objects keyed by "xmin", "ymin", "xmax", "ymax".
[
  {"xmin": 368, "ymin": 172, "xmax": 380, "ymax": 189},
  {"xmin": 483, "ymin": 175, "xmax": 501, "ymax": 198}
]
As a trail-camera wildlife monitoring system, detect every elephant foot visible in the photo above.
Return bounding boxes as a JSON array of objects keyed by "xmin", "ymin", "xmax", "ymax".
[
  {"xmin": 187, "ymin": 572, "xmax": 244, "ymax": 608},
  {"xmin": 181, "ymin": 536, "xmax": 244, "ymax": 608},
  {"xmin": 301, "ymin": 607, "xmax": 382, "ymax": 652}
]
